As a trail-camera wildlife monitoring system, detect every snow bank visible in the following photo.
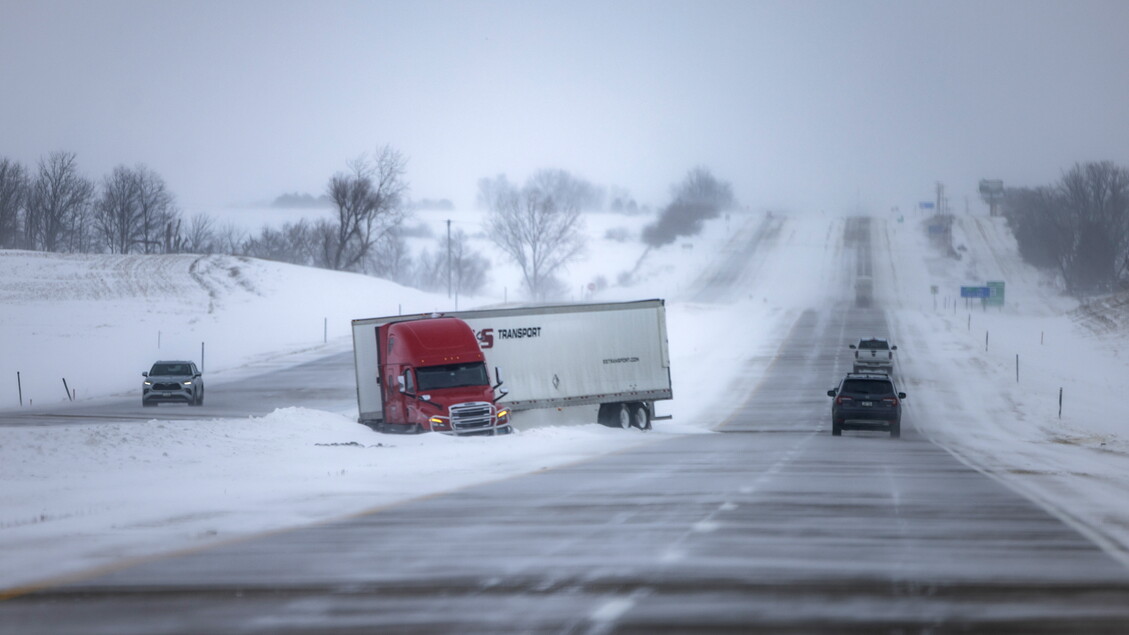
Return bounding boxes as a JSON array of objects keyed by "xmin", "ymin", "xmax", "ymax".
[{"xmin": 0, "ymin": 407, "xmax": 666, "ymax": 588}]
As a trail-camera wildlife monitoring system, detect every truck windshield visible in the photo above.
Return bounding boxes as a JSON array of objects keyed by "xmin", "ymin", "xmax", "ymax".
[{"xmin": 416, "ymin": 362, "xmax": 489, "ymax": 391}]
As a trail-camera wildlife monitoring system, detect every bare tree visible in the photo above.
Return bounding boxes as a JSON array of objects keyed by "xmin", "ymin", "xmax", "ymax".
[
  {"xmin": 0, "ymin": 157, "xmax": 28, "ymax": 248},
  {"xmin": 414, "ymin": 228, "xmax": 490, "ymax": 295},
  {"xmin": 364, "ymin": 227, "xmax": 413, "ymax": 282},
  {"xmin": 482, "ymin": 170, "xmax": 588, "ymax": 300},
  {"xmin": 1057, "ymin": 161, "xmax": 1129, "ymax": 294},
  {"xmin": 448, "ymin": 228, "xmax": 489, "ymax": 295},
  {"xmin": 182, "ymin": 212, "xmax": 217, "ymax": 254},
  {"xmin": 414, "ymin": 247, "xmax": 445, "ymax": 291},
  {"xmin": 90, "ymin": 164, "xmax": 180, "ymax": 254},
  {"xmin": 214, "ymin": 222, "xmax": 248, "ymax": 255},
  {"xmin": 643, "ymin": 167, "xmax": 735, "ymax": 247},
  {"xmin": 1001, "ymin": 186, "xmax": 1063, "ymax": 270},
  {"xmin": 321, "ymin": 146, "xmax": 409, "ymax": 272},
  {"xmin": 1003, "ymin": 161, "xmax": 1129, "ymax": 295},
  {"xmin": 475, "ymin": 174, "xmax": 509, "ymax": 210},
  {"xmin": 26, "ymin": 151, "xmax": 94, "ymax": 252},
  {"xmin": 94, "ymin": 165, "xmax": 142, "ymax": 254},
  {"xmin": 134, "ymin": 165, "xmax": 178, "ymax": 254},
  {"xmin": 243, "ymin": 220, "xmax": 318, "ymax": 265}
]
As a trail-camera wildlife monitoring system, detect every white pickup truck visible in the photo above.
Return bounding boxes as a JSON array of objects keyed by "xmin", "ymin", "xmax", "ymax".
[{"xmin": 850, "ymin": 337, "xmax": 897, "ymax": 374}]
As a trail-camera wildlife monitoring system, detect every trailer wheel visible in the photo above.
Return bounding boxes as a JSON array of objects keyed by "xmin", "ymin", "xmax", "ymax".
[
  {"xmin": 630, "ymin": 403, "xmax": 651, "ymax": 430},
  {"xmin": 614, "ymin": 403, "xmax": 632, "ymax": 429},
  {"xmin": 597, "ymin": 403, "xmax": 632, "ymax": 429}
]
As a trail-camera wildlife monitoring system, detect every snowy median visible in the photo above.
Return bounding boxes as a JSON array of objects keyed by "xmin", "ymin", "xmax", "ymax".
[{"xmin": 0, "ymin": 409, "xmax": 675, "ymax": 590}]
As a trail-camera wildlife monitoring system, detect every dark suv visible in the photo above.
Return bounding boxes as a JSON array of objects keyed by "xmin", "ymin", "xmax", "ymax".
[
  {"xmin": 142, "ymin": 360, "xmax": 204, "ymax": 406},
  {"xmin": 827, "ymin": 372, "xmax": 905, "ymax": 438}
]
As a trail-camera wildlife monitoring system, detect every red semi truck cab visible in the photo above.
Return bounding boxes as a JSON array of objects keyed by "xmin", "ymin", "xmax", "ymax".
[{"xmin": 376, "ymin": 317, "xmax": 510, "ymax": 435}]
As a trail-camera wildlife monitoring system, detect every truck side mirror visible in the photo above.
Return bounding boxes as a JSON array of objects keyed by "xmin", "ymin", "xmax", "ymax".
[
  {"xmin": 397, "ymin": 374, "xmax": 408, "ymax": 394},
  {"xmin": 492, "ymin": 367, "xmax": 504, "ymax": 390}
]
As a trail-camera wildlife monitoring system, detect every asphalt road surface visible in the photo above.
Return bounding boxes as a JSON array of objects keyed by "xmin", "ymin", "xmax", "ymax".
[
  {"xmin": 0, "ymin": 350, "xmax": 357, "ymax": 426},
  {"xmin": 4, "ymin": 217, "xmax": 1129, "ymax": 633}
]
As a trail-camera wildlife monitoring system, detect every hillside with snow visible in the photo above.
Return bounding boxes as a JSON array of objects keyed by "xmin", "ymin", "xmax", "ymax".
[{"xmin": 0, "ymin": 250, "xmax": 437, "ymax": 408}]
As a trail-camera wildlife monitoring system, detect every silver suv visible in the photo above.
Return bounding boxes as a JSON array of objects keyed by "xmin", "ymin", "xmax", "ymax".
[{"xmin": 142, "ymin": 360, "xmax": 204, "ymax": 406}]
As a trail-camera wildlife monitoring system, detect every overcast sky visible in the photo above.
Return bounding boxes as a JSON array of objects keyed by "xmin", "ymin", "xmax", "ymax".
[{"xmin": 2, "ymin": 0, "xmax": 1128, "ymax": 216}]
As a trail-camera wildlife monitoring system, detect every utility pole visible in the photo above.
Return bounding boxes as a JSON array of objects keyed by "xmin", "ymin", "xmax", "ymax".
[{"xmin": 446, "ymin": 219, "xmax": 452, "ymax": 299}]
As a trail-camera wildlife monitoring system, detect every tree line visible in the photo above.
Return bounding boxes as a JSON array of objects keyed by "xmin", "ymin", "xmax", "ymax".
[
  {"xmin": 1000, "ymin": 161, "xmax": 1129, "ymax": 296},
  {"xmin": 0, "ymin": 152, "xmax": 181, "ymax": 255},
  {"xmin": 2, "ymin": 147, "xmax": 737, "ymax": 301},
  {"xmin": 0, "ymin": 147, "xmax": 491, "ymax": 295}
]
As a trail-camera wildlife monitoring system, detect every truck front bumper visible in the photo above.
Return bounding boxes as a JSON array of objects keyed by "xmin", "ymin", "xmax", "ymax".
[{"xmin": 429, "ymin": 402, "xmax": 511, "ymax": 436}]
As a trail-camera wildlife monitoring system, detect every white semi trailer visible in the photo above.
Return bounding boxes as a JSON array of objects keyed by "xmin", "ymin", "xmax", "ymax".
[{"xmin": 351, "ymin": 299, "xmax": 673, "ymax": 431}]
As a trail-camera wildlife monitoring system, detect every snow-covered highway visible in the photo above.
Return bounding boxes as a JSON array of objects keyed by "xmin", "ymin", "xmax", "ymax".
[{"xmin": 5, "ymin": 210, "xmax": 1129, "ymax": 631}]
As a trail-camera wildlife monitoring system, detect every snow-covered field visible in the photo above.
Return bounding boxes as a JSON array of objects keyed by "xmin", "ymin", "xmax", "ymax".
[
  {"xmin": 4, "ymin": 206, "xmax": 1129, "ymax": 592},
  {"xmin": 885, "ymin": 214, "xmax": 1129, "ymax": 566}
]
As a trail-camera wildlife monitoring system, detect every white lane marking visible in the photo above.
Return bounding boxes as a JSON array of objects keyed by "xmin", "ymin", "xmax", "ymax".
[
  {"xmin": 590, "ymin": 596, "xmax": 636, "ymax": 623},
  {"xmin": 588, "ymin": 588, "xmax": 652, "ymax": 630},
  {"xmin": 692, "ymin": 519, "xmax": 721, "ymax": 533}
]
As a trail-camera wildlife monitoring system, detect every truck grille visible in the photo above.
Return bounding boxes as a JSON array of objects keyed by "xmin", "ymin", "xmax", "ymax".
[{"xmin": 450, "ymin": 402, "xmax": 494, "ymax": 431}]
